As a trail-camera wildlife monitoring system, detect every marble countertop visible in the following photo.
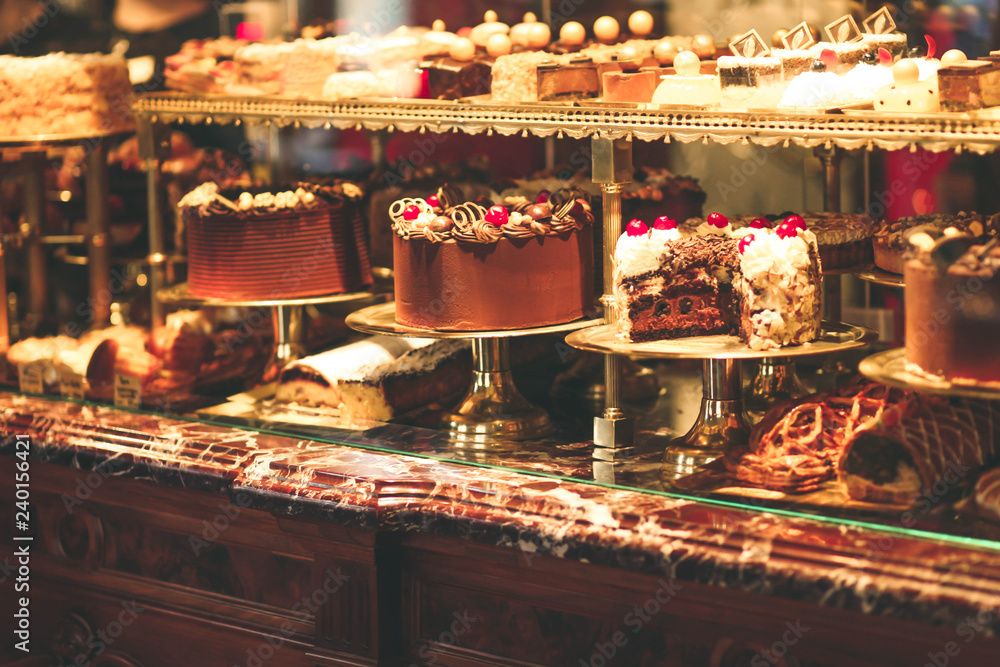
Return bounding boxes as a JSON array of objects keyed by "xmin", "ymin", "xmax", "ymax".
[{"xmin": 4, "ymin": 392, "xmax": 1000, "ymax": 636}]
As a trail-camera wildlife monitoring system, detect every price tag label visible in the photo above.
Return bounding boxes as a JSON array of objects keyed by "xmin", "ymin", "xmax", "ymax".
[
  {"xmin": 18, "ymin": 362, "xmax": 45, "ymax": 395},
  {"xmin": 114, "ymin": 373, "xmax": 142, "ymax": 409},
  {"xmin": 60, "ymin": 373, "xmax": 86, "ymax": 400}
]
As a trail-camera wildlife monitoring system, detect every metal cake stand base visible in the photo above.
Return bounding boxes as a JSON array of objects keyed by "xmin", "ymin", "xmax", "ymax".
[
  {"xmin": 346, "ymin": 302, "xmax": 601, "ymax": 444},
  {"xmin": 565, "ymin": 321, "xmax": 876, "ymax": 478},
  {"xmin": 157, "ymin": 283, "xmax": 374, "ymax": 377}
]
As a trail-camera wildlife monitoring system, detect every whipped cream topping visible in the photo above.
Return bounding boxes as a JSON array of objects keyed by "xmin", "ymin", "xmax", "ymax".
[
  {"xmin": 696, "ymin": 221, "xmax": 733, "ymax": 237},
  {"xmin": 738, "ymin": 228, "xmax": 821, "ymax": 350},
  {"xmin": 614, "ymin": 226, "xmax": 684, "ymax": 279}
]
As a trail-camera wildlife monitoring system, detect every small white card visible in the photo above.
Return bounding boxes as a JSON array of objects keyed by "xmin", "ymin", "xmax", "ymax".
[
  {"xmin": 60, "ymin": 373, "xmax": 86, "ymax": 400},
  {"xmin": 114, "ymin": 374, "xmax": 142, "ymax": 409},
  {"xmin": 18, "ymin": 362, "xmax": 45, "ymax": 395}
]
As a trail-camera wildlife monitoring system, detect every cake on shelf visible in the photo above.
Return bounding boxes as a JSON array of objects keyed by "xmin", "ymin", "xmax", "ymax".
[
  {"xmin": 276, "ymin": 336, "xmax": 471, "ymax": 421},
  {"xmin": 391, "ymin": 184, "xmax": 595, "ymax": 330},
  {"xmin": 613, "ymin": 213, "xmax": 822, "ymax": 350},
  {"xmin": 179, "ymin": 181, "xmax": 372, "ymax": 300},
  {"xmin": 683, "ymin": 211, "xmax": 872, "ymax": 271},
  {"xmin": 873, "ymin": 211, "xmax": 999, "ymax": 274},
  {"xmin": 904, "ymin": 227, "xmax": 1000, "ymax": 387},
  {"xmin": 650, "ymin": 51, "xmax": 721, "ymax": 106},
  {"xmin": 0, "ymin": 52, "xmax": 134, "ymax": 137}
]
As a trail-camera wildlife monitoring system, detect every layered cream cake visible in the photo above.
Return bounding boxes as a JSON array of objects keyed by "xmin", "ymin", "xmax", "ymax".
[
  {"xmin": 613, "ymin": 213, "xmax": 822, "ymax": 349},
  {"xmin": 276, "ymin": 336, "xmax": 471, "ymax": 421},
  {"xmin": 0, "ymin": 52, "xmax": 134, "ymax": 137}
]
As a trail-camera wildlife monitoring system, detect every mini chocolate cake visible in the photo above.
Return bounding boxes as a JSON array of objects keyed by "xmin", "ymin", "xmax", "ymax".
[
  {"xmin": 937, "ymin": 60, "xmax": 1000, "ymax": 112},
  {"xmin": 423, "ymin": 56, "xmax": 493, "ymax": 100}
]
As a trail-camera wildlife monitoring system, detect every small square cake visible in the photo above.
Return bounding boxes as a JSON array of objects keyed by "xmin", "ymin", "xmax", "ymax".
[{"xmin": 717, "ymin": 56, "xmax": 785, "ymax": 108}]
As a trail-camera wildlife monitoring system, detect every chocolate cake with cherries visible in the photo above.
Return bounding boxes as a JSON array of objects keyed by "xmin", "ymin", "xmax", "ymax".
[
  {"xmin": 392, "ymin": 184, "xmax": 595, "ymax": 330},
  {"xmin": 614, "ymin": 213, "xmax": 822, "ymax": 350}
]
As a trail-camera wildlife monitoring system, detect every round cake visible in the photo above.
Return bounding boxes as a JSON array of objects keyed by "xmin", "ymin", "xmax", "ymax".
[
  {"xmin": 180, "ymin": 182, "xmax": 372, "ymax": 300},
  {"xmin": 682, "ymin": 211, "xmax": 871, "ymax": 270},
  {"xmin": 904, "ymin": 227, "xmax": 1000, "ymax": 386},
  {"xmin": 874, "ymin": 211, "xmax": 999, "ymax": 274},
  {"xmin": 391, "ymin": 185, "xmax": 595, "ymax": 330}
]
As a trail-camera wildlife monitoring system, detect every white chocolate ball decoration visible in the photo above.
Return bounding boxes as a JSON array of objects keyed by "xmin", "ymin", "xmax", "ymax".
[
  {"xmin": 628, "ymin": 10, "xmax": 653, "ymax": 37},
  {"xmin": 654, "ymin": 39, "xmax": 682, "ymax": 65},
  {"xmin": 560, "ymin": 21, "xmax": 586, "ymax": 46},
  {"xmin": 526, "ymin": 23, "xmax": 551, "ymax": 49},
  {"xmin": 893, "ymin": 59, "xmax": 921, "ymax": 84},
  {"xmin": 594, "ymin": 16, "xmax": 620, "ymax": 43},
  {"xmin": 940, "ymin": 49, "xmax": 968, "ymax": 67},
  {"xmin": 691, "ymin": 34, "xmax": 716, "ymax": 59},
  {"xmin": 449, "ymin": 37, "xmax": 476, "ymax": 62},
  {"xmin": 486, "ymin": 33, "xmax": 513, "ymax": 57},
  {"xmin": 484, "ymin": 10, "xmax": 498, "ymax": 23},
  {"xmin": 432, "ymin": 19, "xmax": 445, "ymax": 32},
  {"xmin": 654, "ymin": 39, "xmax": 680, "ymax": 65},
  {"xmin": 523, "ymin": 12, "xmax": 536, "ymax": 23},
  {"xmin": 674, "ymin": 50, "xmax": 701, "ymax": 76}
]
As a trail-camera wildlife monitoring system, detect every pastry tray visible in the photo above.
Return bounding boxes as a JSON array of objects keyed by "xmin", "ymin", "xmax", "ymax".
[{"xmin": 859, "ymin": 348, "xmax": 1000, "ymax": 399}]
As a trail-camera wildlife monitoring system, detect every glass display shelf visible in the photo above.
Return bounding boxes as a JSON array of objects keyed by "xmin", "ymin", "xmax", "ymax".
[
  {"xmin": 134, "ymin": 92, "xmax": 1000, "ymax": 154},
  {"xmin": 8, "ymin": 363, "xmax": 1000, "ymax": 556}
]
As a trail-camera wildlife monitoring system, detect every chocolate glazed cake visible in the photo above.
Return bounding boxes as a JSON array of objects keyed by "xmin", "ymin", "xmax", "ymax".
[{"xmin": 391, "ymin": 185, "xmax": 594, "ymax": 331}]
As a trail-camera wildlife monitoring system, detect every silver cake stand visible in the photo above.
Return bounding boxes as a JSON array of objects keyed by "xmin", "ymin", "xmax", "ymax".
[
  {"xmin": 157, "ymin": 282, "xmax": 375, "ymax": 376},
  {"xmin": 859, "ymin": 348, "xmax": 1000, "ymax": 400},
  {"xmin": 565, "ymin": 321, "xmax": 877, "ymax": 478},
  {"xmin": 346, "ymin": 301, "xmax": 602, "ymax": 445},
  {"xmin": 854, "ymin": 265, "xmax": 905, "ymax": 288}
]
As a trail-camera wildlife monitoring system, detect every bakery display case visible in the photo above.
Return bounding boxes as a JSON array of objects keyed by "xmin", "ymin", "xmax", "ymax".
[{"xmin": 3, "ymin": 1, "xmax": 1000, "ymax": 666}]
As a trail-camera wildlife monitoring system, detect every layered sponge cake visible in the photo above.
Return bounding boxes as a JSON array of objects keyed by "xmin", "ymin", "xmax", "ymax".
[{"xmin": 613, "ymin": 213, "xmax": 822, "ymax": 350}]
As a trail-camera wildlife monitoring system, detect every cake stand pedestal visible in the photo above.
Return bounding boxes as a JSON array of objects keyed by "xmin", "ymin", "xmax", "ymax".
[
  {"xmin": 859, "ymin": 348, "xmax": 1000, "ymax": 399},
  {"xmin": 565, "ymin": 321, "xmax": 876, "ymax": 478},
  {"xmin": 2, "ymin": 131, "xmax": 128, "ymax": 334},
  {"xmin": 157, "ymin": 283, "xmax": 374, "ymax": 377},
  {"xmin": 345, "ymin": 301, "xmax": 601, "ymax": 445}
]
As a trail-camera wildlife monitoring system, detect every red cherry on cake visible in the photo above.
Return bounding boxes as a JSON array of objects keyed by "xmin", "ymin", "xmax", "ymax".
[
  {"xmin": 403, "ymin": 204, "xmax": 421, "ymax": 221},
  {"xmin": 535, "ymin": 190, "xmax": 550, "ymax": 203},
  {"xmin": 426, "ymin": 194, "xmax": 440, "ymax": 208},
  {"xmin": 707, "ymin": 212, "xmax": 729, "ymax": 228},
  {"xmin": 749, "ymin": 217, "xmax": 771, "ymax": 229},
  {"xmin": 738, "ymin": 233, "xmax": 756, "ymax": 254},
  {"xmin": 653, "ymin": 215, "xmax": 677, "ymax": 230},
  {"xmin": 775, "ymin": 223, "xmax": 799, "ymax": 240},
  {"xmin": 784, "ymin": 215, "xmax": 807, "ymax": 232},
  {"xmin": 626, "ymin": 218, "xmax": 649, "ymax": 236},
  {"xmin": 485, "ymin": 205, "xmax": 509, "ymax": 226}
]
